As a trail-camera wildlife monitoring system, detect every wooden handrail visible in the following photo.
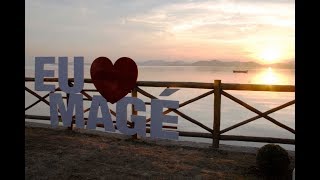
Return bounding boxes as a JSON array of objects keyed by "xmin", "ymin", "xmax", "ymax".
[
  {"xmin": 25, "ymin": 77, "xmax": 295, "ymax": 92},
  {"xmin": 221, "ymin": 83, "xmax": 294, "ymax": 92},
  {"xmin": 25, "ymin": 77, "xmax": 295, "ymax": 146}
]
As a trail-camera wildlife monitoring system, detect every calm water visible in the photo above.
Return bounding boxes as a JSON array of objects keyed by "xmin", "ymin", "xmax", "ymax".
[{"xmin": 25, "ymin": 63, "xmax": 295, "ymax": 150}]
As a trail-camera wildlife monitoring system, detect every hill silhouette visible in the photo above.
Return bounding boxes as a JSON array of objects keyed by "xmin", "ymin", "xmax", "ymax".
[{"xmin": 137, "ymin": 59, "xmax": 294, "ymax": 69}]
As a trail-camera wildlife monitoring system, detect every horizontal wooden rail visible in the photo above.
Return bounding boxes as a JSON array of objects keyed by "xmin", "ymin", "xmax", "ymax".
[
  {"xmin": 144, "ymin": 130, "xmax": 294, "ymax": 144},
  {"xmin": 25, "ymin": 77, "xmax": 93, "ymax": 83},
  {"xmin": 220, "ymin": 135, "xmax": 295, "ymax": 144},
  {"xmin": 174, "ymin": 131, "xmax": 295, "ymax": 144},
  {"xmin": 137, "ymin": 81, "xmax": 214, "ymax": 89},
  {"xmin": 25, "ymin": 115, "xmax": 177, "ymax": 129},
  {"xmin": 25, "ymin": 114, "xmax": 51, "ymax": 120},
  {"xmin": 178, "ymin": 131, "xmax": 212, "ymax": 138},
  {"xmin": 25, "ymin": 77, "xmax": 294, "ymax": 92},
  {"xmin": 221, "ymin": 83, "xmax": 295, "ymax": 92}
]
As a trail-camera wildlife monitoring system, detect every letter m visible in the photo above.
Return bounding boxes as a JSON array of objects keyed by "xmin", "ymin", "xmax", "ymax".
[{"xmin": 49, "ymin": 93, "xmax": 83, "ymax": 128}]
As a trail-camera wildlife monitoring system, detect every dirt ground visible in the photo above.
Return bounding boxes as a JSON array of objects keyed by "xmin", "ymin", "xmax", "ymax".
[{"xmin": 25, "ymin": 123, "xmax": 295, "ymax": 179}]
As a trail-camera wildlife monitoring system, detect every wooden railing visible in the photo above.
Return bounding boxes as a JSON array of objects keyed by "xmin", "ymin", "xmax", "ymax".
[{"xmin": 25, "ymin": 77, "xmax": 295, "ymax": 148}]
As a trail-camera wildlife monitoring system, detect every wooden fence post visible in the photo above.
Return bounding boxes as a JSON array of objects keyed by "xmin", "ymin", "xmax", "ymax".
[
  {"xmin": 213, "ymin": 80, "xmax": 221, "ymax": 148},
  {"xmin": 131, "ymin": 87, "xmax": 138, "ymax": 139},
  {"xmin": 67, "ymin": 80, "xmax": 73, "ymax": 130}
]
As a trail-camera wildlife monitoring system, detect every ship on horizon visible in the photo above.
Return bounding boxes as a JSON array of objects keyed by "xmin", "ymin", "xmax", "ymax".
[{"xmin": 233, "ymin": 70, "xmax": 248, "ymax": 73}]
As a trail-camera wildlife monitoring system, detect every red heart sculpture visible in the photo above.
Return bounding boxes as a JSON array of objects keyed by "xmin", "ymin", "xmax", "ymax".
[{"xmin": 90, "ymin": 57, "xmax": 138, "ymax": 104}]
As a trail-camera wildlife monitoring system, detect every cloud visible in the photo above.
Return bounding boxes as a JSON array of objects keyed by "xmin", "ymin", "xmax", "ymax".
[
  {"xmin": 126, "ymin": 0, "xmax": 294, "ymax": 34},
  {"xmin": 25, "ymin": 0, "xmax": 294, "ymax": 62}
]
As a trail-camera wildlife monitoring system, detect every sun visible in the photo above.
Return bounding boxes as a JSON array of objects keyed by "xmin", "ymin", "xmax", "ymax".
[{"xmin": 258, "ymin": 47, "xmax": 281, "ymax": 64}]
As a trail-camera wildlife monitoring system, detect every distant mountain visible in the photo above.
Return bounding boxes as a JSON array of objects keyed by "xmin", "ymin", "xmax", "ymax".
[
  {"xmin": 138, "ymin": 59, "xmax": 295, "ymax": 69},
  {"xmin": 191, "ymin": 60, "xmax": 261, "ymax": 67},
  {"xmin": 268, "ymin": 61, "xmax": 295, "ymax": 69},
  {"xmin": 137, "ymin": 60, "xmax": 189, "ymax": 66}
]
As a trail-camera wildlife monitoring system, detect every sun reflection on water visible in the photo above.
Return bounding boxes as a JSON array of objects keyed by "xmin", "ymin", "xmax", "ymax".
[{"xmin": 251, "ymin": 67, "xmax": 290, "ymax": 85}]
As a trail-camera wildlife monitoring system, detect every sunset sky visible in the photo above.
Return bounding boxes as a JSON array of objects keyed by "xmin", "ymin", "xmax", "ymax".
[{"xmin": 25, "ymin": 0, "xmax": 294, "ymax": 64}]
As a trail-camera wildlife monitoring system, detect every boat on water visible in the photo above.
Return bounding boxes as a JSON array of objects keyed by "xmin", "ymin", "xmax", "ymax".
[{"xmin": 233, "ymin": 70, "xmax": 248, "ymax": 73}]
